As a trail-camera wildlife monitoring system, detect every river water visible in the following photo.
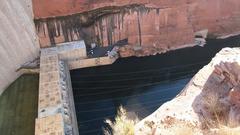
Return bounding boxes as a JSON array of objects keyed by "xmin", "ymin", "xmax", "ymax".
[{"xmin": 70, "ymin": 36, "xmax": 240, "ymax": 135}]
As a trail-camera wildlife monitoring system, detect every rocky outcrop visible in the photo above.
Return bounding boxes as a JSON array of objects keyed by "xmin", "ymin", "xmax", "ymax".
[
  {"xmin": 135, "ymin": 48, "xmax": 240, "ymax": 134},
  {"xmin": 0, "ymin": 0, "xmax": 39, "ymax": 94},
  {"xmin": 33, "ymin": 0, "xmax": 240, "ymax": 57}
]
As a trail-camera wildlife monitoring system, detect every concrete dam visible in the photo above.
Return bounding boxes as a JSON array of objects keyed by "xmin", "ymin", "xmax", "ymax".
[{"xmin": 1, "ymin": 0, "xmax": 240, "ymax": 135}]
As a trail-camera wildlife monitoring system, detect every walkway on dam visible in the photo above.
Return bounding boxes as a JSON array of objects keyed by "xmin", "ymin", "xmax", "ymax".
[{"xmin": 35, "ymin": 40, "xmax": 118, "ymax": 135}]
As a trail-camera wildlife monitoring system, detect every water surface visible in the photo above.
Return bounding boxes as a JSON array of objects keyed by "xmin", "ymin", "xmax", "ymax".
[
  {"xmin": 71, "ymin": 35, "xmax": 240, "ymax": 135},
  {"xmin": 0, "ymin": 75, "xmax": 39, "ymax": 135}
]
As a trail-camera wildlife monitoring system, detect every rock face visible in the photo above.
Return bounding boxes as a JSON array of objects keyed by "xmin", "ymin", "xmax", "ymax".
[
  {"xmin": 229, "ymin": 86, "xmax": 240, "ymax": 107},
  {"xmin": 0, "ymin": 0, "xmax": 39, "ymax": 94},
  {"xmin": 33, "ymin": 0, "xmax": 240, "ymax": 57},
  {"xmin": 134, "ymin": 47, "xmax": 240, "ymax": 134}
]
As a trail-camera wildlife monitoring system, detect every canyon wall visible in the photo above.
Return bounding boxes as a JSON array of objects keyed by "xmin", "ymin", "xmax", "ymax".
[
  {"xmin": 0, "ymin": 0, "xmax": 39, "ymax": 94},
  {"xmin": 33, "ymin": 0, "xmax": 240, "ymax": 57}
]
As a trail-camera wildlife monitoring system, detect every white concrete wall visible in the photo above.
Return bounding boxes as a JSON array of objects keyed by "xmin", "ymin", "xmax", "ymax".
[{"xmin": 0, "ymin": 0, "xmax": 40, "ymax": 94}]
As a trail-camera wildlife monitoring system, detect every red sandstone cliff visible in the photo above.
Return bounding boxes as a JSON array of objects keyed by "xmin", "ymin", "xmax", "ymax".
[{"xmin": 33, "ymin": 0, "xmax": 240, "ymax": 57}]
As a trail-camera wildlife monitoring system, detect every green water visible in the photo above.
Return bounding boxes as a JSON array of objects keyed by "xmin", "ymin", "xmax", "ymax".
[{"xmin": 0, "ymin": 74, "xmax": 39, "ymax": 135}]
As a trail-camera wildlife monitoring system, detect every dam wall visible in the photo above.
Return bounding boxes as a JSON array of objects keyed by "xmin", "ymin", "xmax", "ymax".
[{"xmin": 0, "ymin": 0, "xmax": 40, "ymax": 94}]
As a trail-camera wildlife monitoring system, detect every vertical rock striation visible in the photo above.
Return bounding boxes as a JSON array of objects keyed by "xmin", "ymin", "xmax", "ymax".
[
  {"xmin": 33, "ymin": 0, "xmax": 240, "ymax": 57},
  {"xmin": 0, "ymin": 0, "xmax": 39, "ymax": 94}
]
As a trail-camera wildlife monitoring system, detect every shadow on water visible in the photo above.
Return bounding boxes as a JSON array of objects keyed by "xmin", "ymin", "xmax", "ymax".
[
  {"xmin": 70, "ymin": 35, "xmax": 240, "ymax": 135},
  {"xmin": 0, "ymin": 75, "xmax": 39, "ymax": 135}
]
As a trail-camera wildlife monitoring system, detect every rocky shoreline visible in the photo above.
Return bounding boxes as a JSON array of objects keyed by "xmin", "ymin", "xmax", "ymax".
[{"xmin": 135, "ymin": 47, "xmax": 240, "ymax": 135}]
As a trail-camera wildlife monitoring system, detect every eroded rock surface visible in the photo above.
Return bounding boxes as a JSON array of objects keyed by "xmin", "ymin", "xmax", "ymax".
[
  {"xmin": 33, "ymin": 0, "xmax": 240, "ymax": 57},
  {"xmin": 135, "ymin": 48, "xmax": 240, "ymax": 134}
]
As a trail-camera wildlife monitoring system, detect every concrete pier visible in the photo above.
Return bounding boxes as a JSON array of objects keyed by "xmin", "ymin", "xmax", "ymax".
[
  {"xmin": 36, "ymin": 53, "xmax": 79, "ymax": 135},
  {"xmin": 35, "ymin": 41, "xmax": 118, "ymax": 135}
]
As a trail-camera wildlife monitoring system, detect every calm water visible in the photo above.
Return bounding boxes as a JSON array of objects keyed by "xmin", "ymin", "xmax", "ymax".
[
  {"xmin": 71, "ymin": 36, "xmax": 240, "ymax": 135},
  {"xmin": 0, "ymin": 75, "xmax": 39, "ymax": 135}
]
